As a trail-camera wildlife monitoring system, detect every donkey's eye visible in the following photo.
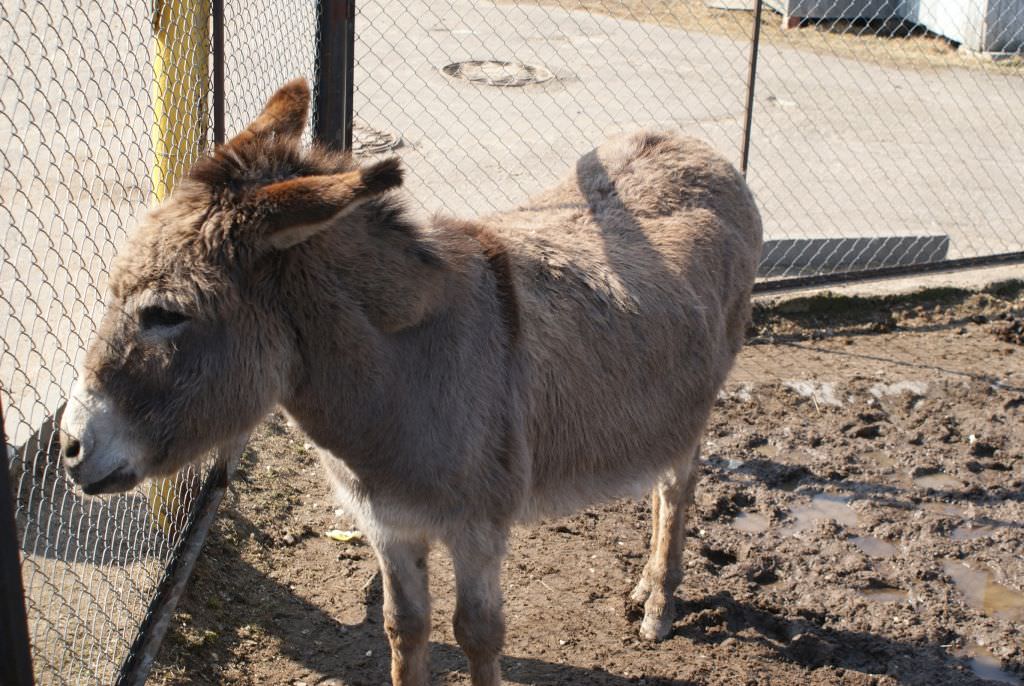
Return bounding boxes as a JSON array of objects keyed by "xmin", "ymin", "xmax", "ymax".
[{"xmin": 138, "ymin": 305, "xmax": 190, "ymax": 331}]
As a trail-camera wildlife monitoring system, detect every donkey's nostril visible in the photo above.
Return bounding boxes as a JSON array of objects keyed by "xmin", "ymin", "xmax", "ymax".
[{"xmin": 63, "ymin": 437, "xmax": 81, "ymax": 461}]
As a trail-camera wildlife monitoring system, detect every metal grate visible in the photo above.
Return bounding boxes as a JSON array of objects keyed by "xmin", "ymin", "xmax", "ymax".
[{"xmin": 440, "ymin": 60, "xmax": 556, "ymax": 86}]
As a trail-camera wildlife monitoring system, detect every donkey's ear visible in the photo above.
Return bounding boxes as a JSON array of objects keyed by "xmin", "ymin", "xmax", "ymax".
[
  {"xmin": 228, "ymin": 78, "xmax": 310, "ymax": 148},
  {"xmin": 255, "ymin": 157, "xmax": 404, "ymax": 250}
]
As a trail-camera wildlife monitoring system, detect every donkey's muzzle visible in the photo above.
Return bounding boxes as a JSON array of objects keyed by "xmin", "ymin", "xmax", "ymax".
[
  {"xmin": 77, "ymin": 466, "xmax": 138, "ymax": 495},
  {"xmin": 61, "ymin": 431, "xmax": 139, "ymax": 495},
  {"xmin": 59, "ymin": 379, "xmax": 144, "ymax": 494}
]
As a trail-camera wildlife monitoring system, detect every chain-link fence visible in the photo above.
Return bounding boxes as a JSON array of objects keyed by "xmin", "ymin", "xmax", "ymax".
[
  {"xmin": 353, "ymin": 0, "xmax": 1023, "ymax": 283},
  {"xmin": 2, "ymin": 0, "xmax": 1022, "ymax": 683},
  {"xmin": 0, "ymin": 0, "xmax": 313, "ymax": 683}
]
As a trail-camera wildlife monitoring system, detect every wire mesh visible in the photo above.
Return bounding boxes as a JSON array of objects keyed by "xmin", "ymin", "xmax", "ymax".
[
  {"xmin": 222, "ymin": 0, "xmax": 318, "ymax": 143},
  {"xmin": 0, "ymin": 1, "xmax": 311, "ymax": 683},
  {"xmin": 745, "ymin": 1, "xmax": 1024, "ymax": 278},
  {"xmin": 353, "ymin": 0, "xmax": 1023, "ymax": 279},
  {"xmin": 2, "ymin": 0, "xmax": 1022, "ymax": 682}
]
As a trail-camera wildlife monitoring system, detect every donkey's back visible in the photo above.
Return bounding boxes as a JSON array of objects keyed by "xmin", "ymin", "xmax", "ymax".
[{"xmin": 489, "ymin": 132, "xmax": 763, "ymax": 517}]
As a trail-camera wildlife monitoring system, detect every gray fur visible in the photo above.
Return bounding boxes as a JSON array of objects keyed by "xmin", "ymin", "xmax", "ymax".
[{"xmin": 60, "ymin": 79, "xmax": 762, "ymax": 685}]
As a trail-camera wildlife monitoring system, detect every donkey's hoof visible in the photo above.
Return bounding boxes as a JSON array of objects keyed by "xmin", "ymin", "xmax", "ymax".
[{"xmin": 638, "ymin": 611, "xmax": 674, "ymax": 641}]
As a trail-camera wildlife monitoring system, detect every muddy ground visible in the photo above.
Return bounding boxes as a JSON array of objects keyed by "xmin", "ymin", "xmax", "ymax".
[{"xmin": 150, "ymin": 282, "xmax": 1024, "ymax": 686}]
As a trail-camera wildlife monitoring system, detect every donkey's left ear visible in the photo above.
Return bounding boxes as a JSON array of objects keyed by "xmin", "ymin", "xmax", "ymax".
[
  {"xmin": 255, "ymin": 157, "xmax": 404, "ymax": 250},
  {"xmin": 228, "ymin": 78, "xmax": 310, "ymax": 148}
]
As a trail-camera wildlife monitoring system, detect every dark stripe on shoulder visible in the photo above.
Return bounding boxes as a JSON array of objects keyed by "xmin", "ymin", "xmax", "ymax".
[{"xmin": 443, "ymin": 218, "xmax": 520, "ymax": 344}]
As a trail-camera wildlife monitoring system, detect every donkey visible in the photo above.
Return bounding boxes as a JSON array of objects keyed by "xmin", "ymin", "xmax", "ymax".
[{"xmin": 60, "ymin": 79, "xmax": 762, "ymax": 685}]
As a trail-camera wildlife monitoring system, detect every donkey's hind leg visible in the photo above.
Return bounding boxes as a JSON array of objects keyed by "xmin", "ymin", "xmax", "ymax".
[
  {"xmin": 632, "ymin": 446, "xmax": 700, "ymax": 641},
  {"xmin": 628, "ymin": 485, "xmax": 662, "ymax": 605}
]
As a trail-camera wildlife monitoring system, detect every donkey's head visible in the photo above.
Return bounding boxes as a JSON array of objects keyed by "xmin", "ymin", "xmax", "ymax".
[{"xmin": 60, "ymin": 79, "xmax": 404, "ymax": 494}]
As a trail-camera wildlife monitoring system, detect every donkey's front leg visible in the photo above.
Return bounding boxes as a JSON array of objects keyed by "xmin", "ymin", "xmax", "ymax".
[
  {"xmin": 374, "ymin": 537, "xmax": 432, "ymax": 686},
  {"xmin": 447, "ymin": 528, "xmax": 508, "ymax": 686}
]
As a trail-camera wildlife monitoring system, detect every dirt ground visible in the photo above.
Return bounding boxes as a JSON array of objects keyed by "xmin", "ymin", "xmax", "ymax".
[
  {"xmin": 508, "ymin": 0, "xmax": 1024, "ymax": 72},
  {"xmin": 150, "ymin": 281, "xmax": 1024, "ymax": 686}
]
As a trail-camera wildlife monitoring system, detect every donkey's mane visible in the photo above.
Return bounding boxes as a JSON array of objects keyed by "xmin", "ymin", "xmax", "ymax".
[
  {"xmin": 189, "ymin": 136, "xmax": 358, "ymax": 192},
  {"xmin": 179, "ymin": 132, "xmax": 519, "ymax": 330}
]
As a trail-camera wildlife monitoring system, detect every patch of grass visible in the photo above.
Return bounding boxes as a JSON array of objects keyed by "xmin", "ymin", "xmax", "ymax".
[{"xmin": 169, "ymin": 613, "xmax": 221, "ymax": 651}]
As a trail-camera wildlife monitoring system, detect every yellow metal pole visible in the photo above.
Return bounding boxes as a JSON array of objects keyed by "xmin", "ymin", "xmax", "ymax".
[
  {"xmin": 151, "ymin": 0, "xmax": 211, "ymax": 199},
  {"xmin": 148, "ymin": 0, "xmax": 211, "ymax": 535}
]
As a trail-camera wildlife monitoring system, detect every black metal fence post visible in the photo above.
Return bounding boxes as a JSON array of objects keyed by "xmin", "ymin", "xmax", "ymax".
[
  {"xmin": 212, "ymin": 0, "xmax": 225, "ymax": 145},
  {"xmin": 0, "ymin": 397, "xmax": 35, "ymax": 686},
  {"xmin": 740, "ymin": 0, "xmax": 764, "ymax": 177},
  {"xmin": 313, "ymin": 0, "xmax": 355, "ymax": 151}
]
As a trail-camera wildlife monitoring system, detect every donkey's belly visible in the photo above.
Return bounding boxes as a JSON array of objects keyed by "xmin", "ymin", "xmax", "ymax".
[
  {"xmin": 521, "ymin": 448, "xmax": 674, "ymax": 520},
  {"xmin": 520, "ymin": 332, "xmax": 727, "ymax": 519},
  {"xmin": 317, "ymin": 448, "xmax": 466, "ymax": 540}
]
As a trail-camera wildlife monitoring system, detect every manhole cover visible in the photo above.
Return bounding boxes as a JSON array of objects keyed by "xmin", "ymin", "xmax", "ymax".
[
  {"xmin": 441, "ymin": 60, "xmax": 554, "ymax": 87},
  {"xmin": 352, "ymin": 119, "xmax": 402, "ymax": 156}
]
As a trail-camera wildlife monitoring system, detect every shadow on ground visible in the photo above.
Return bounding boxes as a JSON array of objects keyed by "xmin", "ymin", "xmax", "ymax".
[{"xmin": 155, "ymin": 503, "xmax": 997, "ymax": 685}]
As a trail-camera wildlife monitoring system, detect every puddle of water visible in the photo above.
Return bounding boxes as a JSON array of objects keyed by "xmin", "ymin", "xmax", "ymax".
[
  {"xmin": 859, "ymin": 586, "xmax": 908, "ymax": 602},
  {"xmin": 861, "ymin": 449, "xmax": 898, "ymax": 470},
  {"xmin": 734, "ymin": 512, "xmax": 770, "ymax": 534},
  {"xmin": 851, "ymin": 535, "xmax": 897, "ymax": 558},
  {"xmin": 943, "ymin": 560, "xmax": 1024, "ymax": 621},
  {"xmin": 952, "ymin": 524, "xmax": 1002, "ymax": 541},
  {"xmin": 922, "ymin": 502, "xmax": 965, "ymax": 517},
  {"xmin": 964, "ymin": 642, "xmax": 1022, "ymax": 685},
  {"xmin": 913, "ymin": 473, "xmax": 961, "ymax": 490},
  {"xmin": 783, "ymin": 494, "xmax": 858, "ymax": 535}
]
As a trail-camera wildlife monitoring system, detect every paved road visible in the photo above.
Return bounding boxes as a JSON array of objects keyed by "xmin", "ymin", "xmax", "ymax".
[{"xmin": 352, "ymin": 0, "xmax": 1024, "ymax": 247}]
